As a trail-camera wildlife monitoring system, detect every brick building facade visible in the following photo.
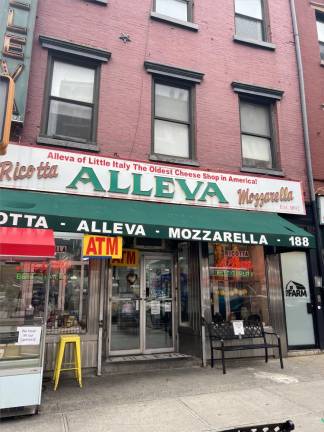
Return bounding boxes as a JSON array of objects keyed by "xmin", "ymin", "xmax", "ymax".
[{"xmin": 1, "ymin": 0, "xmax": 323, "ymax": 375}]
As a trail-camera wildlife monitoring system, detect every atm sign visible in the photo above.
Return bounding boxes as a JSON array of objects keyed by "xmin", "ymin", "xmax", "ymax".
[
  {"xmin": 83, "ymin": 235, "xmax": 122, "ymax": 258},
  {"xmin": 111, "ymin": 249, "xmax": 139, "ymax": 267}
]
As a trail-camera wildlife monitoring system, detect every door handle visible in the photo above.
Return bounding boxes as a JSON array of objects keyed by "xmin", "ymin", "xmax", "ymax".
[{"xmin": 307, "ymin": 303, "xmax": 313, "ymax": 314}]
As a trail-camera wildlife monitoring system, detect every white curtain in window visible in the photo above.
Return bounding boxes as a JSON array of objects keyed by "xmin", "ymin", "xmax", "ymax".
[
  {"xmin": 317, "ymin": 20, "xmax": 324, "ymax": 42},
  {"xmin": 242, "ymin": 134, "xmax": 271, "ymax": 162},
  {"xmin": 155, "ymin": 84, "xmax": 189, "ymax": 122},
  {"xmin": 240, "ymin": 101, "xmax": 270, "ymax": 136},
  {"xmin": 156, "ymin": 0, "xmax": 188, "ymax": 21},
  {"xmin": 235, "ymin": 0, "xmax": 262, "ymax": 19},
  {"xmin": 154, "ymin": 119, "xmax": 189, "ymax": 157},
  {"xmin": 51, "ymin": 61, "xmax": 95, "ymax": 103}
]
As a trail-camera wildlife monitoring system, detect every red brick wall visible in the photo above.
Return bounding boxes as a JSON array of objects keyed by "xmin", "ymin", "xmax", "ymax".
[
  {"xmin": 21, "ymin": 0, "xmax": 308, "ymax": 195},
  {"xmin": 295, "ymin": 0, "xmax": 324, "ymax": 195}
]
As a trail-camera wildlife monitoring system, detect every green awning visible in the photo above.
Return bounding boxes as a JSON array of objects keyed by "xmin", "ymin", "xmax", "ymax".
[{"xmin": 0, "ymin": 189, "xmax": 315, "ymax": 248}]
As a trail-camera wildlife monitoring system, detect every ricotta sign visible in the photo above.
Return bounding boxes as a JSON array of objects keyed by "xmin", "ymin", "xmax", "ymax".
[{"xmin": 0, "ymin": 144, "xmax": 305, "ymax": 214}]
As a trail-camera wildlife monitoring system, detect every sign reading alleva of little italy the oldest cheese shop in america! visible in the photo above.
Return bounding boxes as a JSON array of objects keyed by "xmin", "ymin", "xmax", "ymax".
[{"xmin": 0, "ymin": 144, "xmax": 306, "ymax": 215}]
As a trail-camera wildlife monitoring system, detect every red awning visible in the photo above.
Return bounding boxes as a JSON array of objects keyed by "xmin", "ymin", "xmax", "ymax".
[{"xmin": 0, "ymin": 227, "xmax": 55, "ymax": 258}]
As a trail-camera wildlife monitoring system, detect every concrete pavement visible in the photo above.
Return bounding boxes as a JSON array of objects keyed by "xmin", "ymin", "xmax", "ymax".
[{"xmin": 2, "ymin": 354, "xmax": 324, "ymax": 431}]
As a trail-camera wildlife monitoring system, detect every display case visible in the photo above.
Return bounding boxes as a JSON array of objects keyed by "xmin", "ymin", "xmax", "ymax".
[
  {"xmin": 0, "ymin": 323, "xmax": 44, "ymax": 413},
  {"xmin": 0, "ymin": 259, "xmax": 49, "ymax": 416}
]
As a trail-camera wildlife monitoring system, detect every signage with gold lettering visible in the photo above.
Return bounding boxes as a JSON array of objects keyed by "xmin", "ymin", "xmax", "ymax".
[
  {"xmin": 0, "ymin": 1, "xmax": 38, "ymax": 123},
  {"xmin": 83, "ymin": 235, "xmax": 122, "ymax": 258}
]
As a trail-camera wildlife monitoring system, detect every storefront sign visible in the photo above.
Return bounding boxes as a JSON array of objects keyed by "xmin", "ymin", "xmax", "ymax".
[
  {"xmin": 285, "ymin": 280, "xmax": 307, "ymax": 297},
  {"xmin": 111, "ymin": 249, "xmax": 139, "ymax": 267},
  {"xmin": 0, "ymin": 1, "xmax": 38, "ymax": 123},
  {"xmin": 0, "ymin": 145, "xmax": 305, "ymax": 214},
  {"xmin": 0, "ymin": 210, "xmax": 314, "ymax": 248},
  {"xmin": 83, "ymin": 235, "xmax": 122, "ymax": 258}
]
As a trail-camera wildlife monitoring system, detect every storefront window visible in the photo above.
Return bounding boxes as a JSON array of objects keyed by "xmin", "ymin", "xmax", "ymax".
[
  {"xmin": 208, "ymin": 243, "xmax": 269, "ymax": 324},
  {"xmin": 0, "ymin": 261, "xmax": 46, "ymax": 363},
  {"xmin": 0, "ymin": 261, "xmax": 47, "ymax": 324},
  {"xmin": 46, "ymin": 237, "xmax": 89, "ymax": 334}
]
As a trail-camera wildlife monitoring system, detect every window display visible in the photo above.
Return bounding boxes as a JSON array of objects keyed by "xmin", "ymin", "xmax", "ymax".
[
  {"xmin": 208, "ymin": 243, "xmax": 269, "ymax": 324},
  {"xmin": 46, "ymin": 237, "xmax": 89, "ymax": 334},
  {"xmin": 0, "ymin": 236, "xmax": 89, "ymax": 338},
  {"xmin": 0, "ymin": 261, "xmax": 46, "ymax": 365}
]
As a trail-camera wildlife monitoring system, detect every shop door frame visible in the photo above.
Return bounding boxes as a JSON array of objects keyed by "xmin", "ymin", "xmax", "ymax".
[
  {"xmin": 107, "ymin": 252, "xmax": 176, "ymax": 356},
  {"xmin": 280, "ymin": 251, "xmax": 316, "ymax": 349},
  {"xmin": 141, "ymin": 253, "xmax": 176, "ymax": 354}
]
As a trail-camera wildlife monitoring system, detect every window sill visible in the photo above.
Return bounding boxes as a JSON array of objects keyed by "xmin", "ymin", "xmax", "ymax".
[
  {"xmin": 84, "ymin": 0, "xmax": 107, "ymax": 4},
  {"xmin": 37, "ymin": 135, "xmax": 100, "ymax": 152},
  {"xmin": 150, "ymin": 11, "xmax": 199, "ymax": 32},
  {"xmin": 149, "ymin": 153, "xmax": 200, "ymax": 167},
  {"xmin": 240, "ymin": 166, "xmax": 284, "ymax": 177},
  {"xmin": 233, "ymin": 35, "xmax": 276, "ymax": 51}
]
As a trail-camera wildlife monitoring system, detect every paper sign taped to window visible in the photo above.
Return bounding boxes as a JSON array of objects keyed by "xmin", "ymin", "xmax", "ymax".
[
  {"xmin": 164, "ymin": 302, "xmax": 172, "ymax": 312},
  {"xmin": 232, "ymin": 320, "xmax": 245, "ymax": 336},
  {"xmin": 151, "ymin": 300, "xmax": 160, "ymax": 315},
  {"xmin": 16, "ymin": 326, "xmax": 42, "ymax": 346}
]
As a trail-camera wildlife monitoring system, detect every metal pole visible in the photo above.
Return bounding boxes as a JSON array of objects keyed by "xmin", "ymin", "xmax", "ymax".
[
  {"xmin": 39, "ymin": 260, "xmax": 51, "ymax": 404},
  {"xmin": 289, "ymin": 0, "xmax": 324, "ymax": 348},
  {"xmin": 97, "ymin": 260, "xmax": 105, "ymax": 376}
]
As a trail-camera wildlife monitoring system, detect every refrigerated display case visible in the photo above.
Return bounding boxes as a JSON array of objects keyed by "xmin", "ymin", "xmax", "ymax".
[{"xmin": 0, "ymin": 228, "xmax": 55, "ymax": 417}]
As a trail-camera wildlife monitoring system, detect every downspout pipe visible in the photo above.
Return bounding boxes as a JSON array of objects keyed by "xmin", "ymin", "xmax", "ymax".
[{"xmin": 290, "ymin": 0, "xmax": 324, "ymax": 348}]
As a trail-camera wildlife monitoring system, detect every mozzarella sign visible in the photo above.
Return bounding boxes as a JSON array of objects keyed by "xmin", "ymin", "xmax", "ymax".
[{"xmin": 83, "ymin": 235, "xmax": 122, "ymax": 258}]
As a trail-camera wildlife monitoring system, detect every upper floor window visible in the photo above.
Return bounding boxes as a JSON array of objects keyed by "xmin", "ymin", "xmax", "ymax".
[
  {"xmin": 240, "ymin": 100, "xmax": 274, "ymax": 170},
  {"xmin": 316, "ymin": 13, "xmax": 324, "ymax": 61},
  {"xmin": 38, "ymin": 35, "xmax": 111, "ymax": 151},
  {"xmin": 46, "ymin": 60, "xmax": 97, "ymax": 143},
  {"xmin": 232, "ymin": 81, "xmax": 284, "ymax": 174},
  {"xmin": 154, "ymin": 82, "xmax": 191, "ymax": 159},
  {"xmin": 155, "ymin": 0, "xmax": 190, "ymax": 22},
  {"xmin": 234, "ymin": 0, "xmax": 266, "ymax": 42},
  {"xmin": 144, "ymin": 61, "xmax": 204, "ymax": 165}
]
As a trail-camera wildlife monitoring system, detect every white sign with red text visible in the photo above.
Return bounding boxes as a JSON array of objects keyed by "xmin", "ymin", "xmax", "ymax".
[{"xmin": 0, "ymin": 144, "xmax": 305, "ymax": 214}]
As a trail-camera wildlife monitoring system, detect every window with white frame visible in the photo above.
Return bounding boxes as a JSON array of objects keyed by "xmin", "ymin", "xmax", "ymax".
[
  {"xmin": 234, "ymin": 0, "xmax": 266, "ymax": 42},
  {"xmin": 240, "ymin": 99, "xmax": 274, "ymax": 170},
  {"xmin": 154, "ymin": 0, "xmax": 191, "ymax": 22}
]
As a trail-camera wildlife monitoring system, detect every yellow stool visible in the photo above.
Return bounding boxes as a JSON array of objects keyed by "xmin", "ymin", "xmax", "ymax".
[{"xmin": 53, "ymin": 335, "xmax": 82, "ymax": 391}]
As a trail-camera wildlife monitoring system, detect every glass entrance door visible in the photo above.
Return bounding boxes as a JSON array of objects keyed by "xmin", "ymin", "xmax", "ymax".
[
  {"xmin": 143, "ymin": 255, "xmax": 174, "ymax": 353},
  {"xmin": 108, "ymin": 254, "xmax": 175, "ymax": 355},
  {"xmin": 109, "ymin": 266, "xmax": 141, "ymax": 353}
]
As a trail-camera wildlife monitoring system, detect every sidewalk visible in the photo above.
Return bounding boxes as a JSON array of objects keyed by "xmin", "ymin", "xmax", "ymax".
[{"xmin": 1, "ymin": 354, "xmax": 324, "ymax": 432}]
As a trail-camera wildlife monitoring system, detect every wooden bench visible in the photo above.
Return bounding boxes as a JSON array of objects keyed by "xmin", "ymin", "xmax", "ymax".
[
  {"xmin": 220, "ymin": 419, "xmax": 294, "ymax": 431},
  {"xmin": 206, "ymin": 320, "xmax": 284, "ymax": 374}
]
